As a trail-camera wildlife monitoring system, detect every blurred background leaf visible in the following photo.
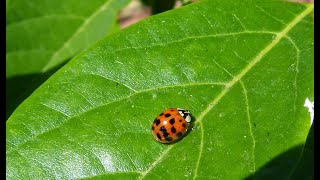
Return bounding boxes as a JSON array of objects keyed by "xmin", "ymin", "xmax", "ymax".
[{"xmin": 6, "ymin": 0, "xmax": 131, "ymax": 119}]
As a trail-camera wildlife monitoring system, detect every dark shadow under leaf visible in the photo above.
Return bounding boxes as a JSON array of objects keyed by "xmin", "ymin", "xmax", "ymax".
[
  {"xmin": 6, "ymin": 61, "xmax": 68, "ymax": 120},
  {"xmin": 245, "ymin": 124, "xmax": 314, "ymax": 180}
]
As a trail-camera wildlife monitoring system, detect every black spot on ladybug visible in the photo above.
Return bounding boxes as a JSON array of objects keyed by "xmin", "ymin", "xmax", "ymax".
[
  {"xmin": 171, "ymin": 127, "xmax": 176, "ymax": 133},
  {"xmin": 155, "ymin": 119, "xmax": 161, "ymax": 126},
  {"xmin": 177, "ymin": 132, "xmax": 183, "ymax": 138},
  {"xmin": 159, "ymin": 126, "xmax": 169, "ymax": 137},
  {"xmin": 163, "ymin": 131, "xmax": 169, "ymax": 137},
  {"xmin": 182, "ymin": 123, "xmax": 186, "ymax": 128},
  {"xmin": 160, "ymin": 126, "xmax": 167, "ymax": 133},
  {"xmin": 157, "ymin": 133, "xmax": 161, "ymax": 140},
  {"xmin": 170, "ymin": 109, "xmax": 174, "ymax": 111},
  {"xmin": 153, "ymin": 118, "xmax": 157, "ymax": 123},
  {"xmin": 165, "ymin": 136, "xmax": 173, "ymax": 142},
  {"xmin": 169, "ymin": 118, "xmax": 175, "ymax": 125},
  {"xmin": 165, "ymin": 113, "xmax": 171, "ymax": 117},
  {"xmin": 179, "ymin": 119, "xmax": 182, "ymax": 122}
]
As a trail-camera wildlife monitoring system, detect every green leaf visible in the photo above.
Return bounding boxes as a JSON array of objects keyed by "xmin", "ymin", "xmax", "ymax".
[
  {"xmin": 6, "ymin": 0, "xmax": 314, "ymax": 179},
  {"xmin": 6, "ymin": 0, "xmax": 130, "ymax": 119},
  {"xmin": 6, "ymin": 0, "xmax": 130, "ymax": 76}
]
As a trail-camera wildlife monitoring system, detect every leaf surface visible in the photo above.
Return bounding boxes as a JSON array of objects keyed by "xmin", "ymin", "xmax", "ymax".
[{"xmin": 6, "ymin": 0, "xmax": 314, "ymax": 179}]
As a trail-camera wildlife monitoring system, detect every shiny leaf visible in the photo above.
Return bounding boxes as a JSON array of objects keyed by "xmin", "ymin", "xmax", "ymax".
[{"xmin": 6, "ymin": 0, "xmax": 314, "ymax": 179}]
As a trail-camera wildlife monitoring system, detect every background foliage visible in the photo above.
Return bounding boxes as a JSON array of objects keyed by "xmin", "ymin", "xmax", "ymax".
[{"xmin": 6, "ymin": 0, "xmax": 131, "ymax": 119}]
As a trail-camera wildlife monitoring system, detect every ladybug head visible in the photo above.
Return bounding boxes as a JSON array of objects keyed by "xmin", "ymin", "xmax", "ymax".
[{"xmin": 177, "ymin": 108, "xmax": 192, "ymax": 123}]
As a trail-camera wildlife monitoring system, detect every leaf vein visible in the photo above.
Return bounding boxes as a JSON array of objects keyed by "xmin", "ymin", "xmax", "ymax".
[
  {"xmin": 79, "ymin": 171, "xmax": 142, "ymax": 180},
  {"xmin": 256, "ymin": 5, "xmax": 286, "ymax": 25},
  {"xmin": 193, "ymin": 121, "xmax": 204, "ymax": 180},
  {"xmin": 240, "ymin": 81, "xmax": 256, "ymax": 172},
  {"xmin": 86, "ymin": 73, "xmax": 137, "ymax": 92},
  {"xmin": 285, "ymin": 36, "xmax": 301, "ymax": 116},
  {"xmin": 112, "ymin": 31, "xmax": 278, "ymax": 54},
  {"xmin": 70, "ymin": 89, "xmax": 95, "ymax": 106},
  {"xmin": 81, "ymin": 121, "xmax": 109, "ymax": 137},
  {"xmin": 41, "ymin": 102, "xmax": 70, "ymax": 117},
  {"xmin": 232, "ymin": 13, "xmax": 247, "ymax": 31},
  {"xmin": 139, "ymin": 146, "xmax": 174, "ymax": 179}
]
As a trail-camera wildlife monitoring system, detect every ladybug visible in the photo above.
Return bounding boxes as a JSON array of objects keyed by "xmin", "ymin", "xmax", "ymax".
[{"xmin": 151, "ymin": 108, "xmax": 192, "ymax": 144}]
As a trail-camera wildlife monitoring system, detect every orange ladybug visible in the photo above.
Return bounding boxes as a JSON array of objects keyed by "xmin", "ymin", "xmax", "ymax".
[{"xmin": 151, "ymin": 108, "xmax": 192, "ymax": 144}]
